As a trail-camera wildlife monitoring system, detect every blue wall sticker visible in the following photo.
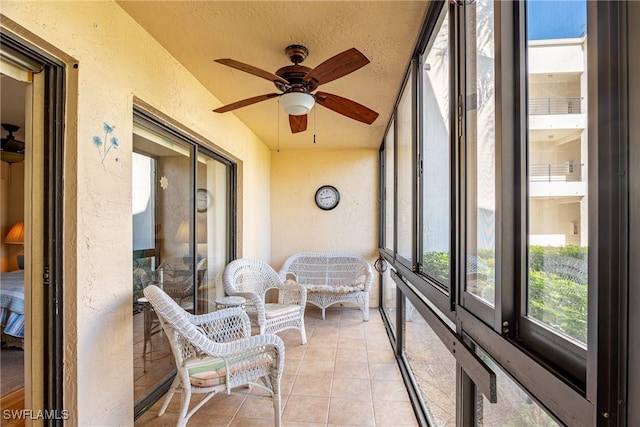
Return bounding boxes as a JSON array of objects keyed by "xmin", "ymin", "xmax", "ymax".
[{"xmin": 93, "ymin": 122, "xmax": 119, "ymax": 168}]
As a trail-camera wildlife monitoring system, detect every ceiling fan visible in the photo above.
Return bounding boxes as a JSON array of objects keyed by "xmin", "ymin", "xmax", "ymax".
[
  {"xmin": 1, "ymin": 124, "xmax": 25, "ymax": 163},
  {"xmin": 212, "ymin": 45, "xmax": 379, "ymax": 133}
]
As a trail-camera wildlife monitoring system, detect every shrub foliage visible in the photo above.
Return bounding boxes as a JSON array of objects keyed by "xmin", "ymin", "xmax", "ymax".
[{"xmin": 423, "ymin": 245, "xmax": 587, "ymax": 343}]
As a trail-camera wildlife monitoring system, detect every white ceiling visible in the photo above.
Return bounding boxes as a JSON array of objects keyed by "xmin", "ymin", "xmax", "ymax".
[{"xmin": 117, "ymin": 1, "xmax": 430, "ymax": 151}]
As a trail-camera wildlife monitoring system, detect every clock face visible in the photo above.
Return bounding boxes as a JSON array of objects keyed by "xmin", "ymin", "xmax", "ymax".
[
  {"xmin": 197, "ymin": 189, "xmax": 212, "ymax": 213},
  {"xmin": 315, "ymin": 185, "xmax": 340, "ymax": 210}
]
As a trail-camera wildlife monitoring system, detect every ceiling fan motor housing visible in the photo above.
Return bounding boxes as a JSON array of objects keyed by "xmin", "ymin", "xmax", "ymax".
[
  {"xmin": 274, "ymin": 65, "xmax": 311, "ymax": 92},
  {"xmin": 1, "ymin": 123, "xmax": 25, "ymax": 153},
  {"xmin": 1, "ymin": 123, "xmax": 25, "ymax": 163},
  {"xmin": 285, "ymin": 45, "xmax": 309, "ymax": 65}
]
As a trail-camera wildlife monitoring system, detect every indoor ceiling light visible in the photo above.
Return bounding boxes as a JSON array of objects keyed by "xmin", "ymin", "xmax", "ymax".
[
  {"xmin": 279, "ymin": 92, "xmax": 315, "ymax": 116},
  {"xmin": 1, "ymin": 151, "xmax": 24, "ymax": 163}
]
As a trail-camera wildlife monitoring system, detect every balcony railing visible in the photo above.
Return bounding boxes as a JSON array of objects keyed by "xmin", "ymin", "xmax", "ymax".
[
  {"xmin": 529, "ymin": 97, "xmax": 582, "ymax": 115},
  {"xmin": 530, "ymin": 162, "xmax": 583, "ymax": 182}
]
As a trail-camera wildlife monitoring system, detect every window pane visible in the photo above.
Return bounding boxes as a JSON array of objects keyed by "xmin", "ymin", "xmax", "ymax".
[
  {"xmin": 382, "ymin": 267, "xmax": 397, "ymax": 335},
  {"xmin": 132, "ymin": 152, "xmax": 156, "ymax": 251},
  {"xmin": 422, "ymin": 8, "xmax": 450, "ymax": 286},
  {"xmin": 133, "ymin": 120, "xmax": 194, "ymax": 405},
  {"xmin": 385, "ymin": 122, "xmax": 395, "ymax": 251},
  {"xmin": 477, "ymin": 349, "xmax": 560, "ymax": 426},
  {"xmin": 397, "ymin": 71, "xmax": 414, "ymax": 262},
  {"xmin": 465, "ymin": 0, "xmax": 496, "ymax": 306},
  {"xmin": 195, "ymin": 151, "xmax": 231, "ymax": 314},
  {"xmin": 404, "ymin": 296, "xmax": 456, "ymax": 426},
  {"xmin": 526, "ymin": 0, "xmax": 588, "ymax": 345}
]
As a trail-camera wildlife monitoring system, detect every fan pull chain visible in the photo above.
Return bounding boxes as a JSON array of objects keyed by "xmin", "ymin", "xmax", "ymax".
[
  {"xmin": 277, "ymin": 100, "xmax": 280, "ymax": 153},
  {"xmin": 313, "ymin": 106, "xmax": 317, "ymax": 144}
]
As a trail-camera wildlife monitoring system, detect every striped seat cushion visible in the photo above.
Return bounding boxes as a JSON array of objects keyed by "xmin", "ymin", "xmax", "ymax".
[
  {"xmin": 187, "ymin": 354, "xmax": 273, "ymax": 388},
  {"xmin": 187, "ymin": 357, "xmax": 227, "ymax": 388}
]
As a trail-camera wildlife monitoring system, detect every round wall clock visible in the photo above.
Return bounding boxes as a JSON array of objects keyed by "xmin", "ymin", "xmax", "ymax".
[
  {"xmin": 197, "ymin": 188, "xmax": 212, "ymax": 213},
  {"xmin": 315, "ymin": 185, "xmax": 340, "ymax": 210}
]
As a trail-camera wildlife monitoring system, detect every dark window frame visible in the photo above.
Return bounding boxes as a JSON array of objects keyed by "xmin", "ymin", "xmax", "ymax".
[
  {"xmin": 377, "ymin": 1, "xmax": 630, "ymax": 425},
  {"xmin": 416, "ymin": 4, "xmax": 455, "ymax": 295}
]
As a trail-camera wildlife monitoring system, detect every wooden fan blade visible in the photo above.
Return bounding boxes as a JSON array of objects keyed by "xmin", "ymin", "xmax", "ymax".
[
  {"xmin": 289, "ymin": 114, "xmax": 308, "ymax": 133},
  {"xmin": 213, "ymin": 93, "xmax": 280, "ymax": 113},
  {"xmin": 315, "ymin": 92, "xmax": 379, "ymax": 125},
  {"xmin": 304, "ymin": 48, "xmax": 369, "ymax": 87},
  {"xmin": 214, "ymin": 59, "xmax": 289, "ymax": 86}
]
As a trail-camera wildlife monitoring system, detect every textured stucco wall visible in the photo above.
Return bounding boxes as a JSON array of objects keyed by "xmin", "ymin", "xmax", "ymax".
[
  {"xmin": 270, "ymin": 149, "xmax": 379, "ymax": 306},
  {"xmin": 1, "ymin": 1, "xmax": 271, "ymax": 425}
]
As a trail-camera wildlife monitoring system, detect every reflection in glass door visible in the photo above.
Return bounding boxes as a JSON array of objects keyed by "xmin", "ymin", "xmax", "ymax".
[
  {"xmin": 131, "ymin": 113, "xmax": 234, "ymax": 415},
  {"xmin": 195, "ymin": 150, "xmax": 231, "ymax": 314},
  {"xmin": 132, "ymin": 119, "xmax": 194, "ymax": 408},
  {"xmin": 464, "ymin": 0, "xmax": 496, "ymax": 306}
]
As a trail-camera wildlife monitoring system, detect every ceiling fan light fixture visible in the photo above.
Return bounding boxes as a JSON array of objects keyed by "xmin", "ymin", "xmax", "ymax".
[
  {"xmin": 0, "ymin": 151, "xmax": 24, "ymax": 164},
  {"xmin": 279, "ymin": 92, "xmax": 315, "ymax": 116}
]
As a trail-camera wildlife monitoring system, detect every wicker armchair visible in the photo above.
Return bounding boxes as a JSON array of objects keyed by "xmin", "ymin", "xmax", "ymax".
[
  {"xmin": 143, "ymin": 285, "xmax": 285, "ymax": 427},
  {"xmin": 223, "ymin": 258, "xmax": 308, "ymax": 345},
  {"xmin": 156, "ymin": 256, "xmax": 208, "ymax": 307}
]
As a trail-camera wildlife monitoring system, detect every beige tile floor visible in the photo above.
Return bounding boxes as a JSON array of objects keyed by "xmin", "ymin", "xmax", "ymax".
[{"xmin": 135, "ymin": 305, "xmax": 418, "ymax": 427}]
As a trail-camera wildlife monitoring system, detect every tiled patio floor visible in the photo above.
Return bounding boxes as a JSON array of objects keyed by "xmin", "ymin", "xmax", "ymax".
[{"xmin": 135, "ymin": 305, "xmax": 418, "ymax": 426}]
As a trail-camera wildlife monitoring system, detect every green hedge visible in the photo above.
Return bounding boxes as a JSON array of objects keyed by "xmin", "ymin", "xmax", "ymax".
[
  {"xmin": 528, "ymin": 270, "xmax": 587, "ymax": 343},
  {"xmin": 422, "ymin": 251, "xmax": 450, "ymax": 284},
  {"xmin": 423, "ymin": 245, "xmax": 587, "ymax": 343}
]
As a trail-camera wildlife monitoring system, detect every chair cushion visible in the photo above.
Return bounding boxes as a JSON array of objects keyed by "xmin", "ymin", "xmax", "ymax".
[
  {"xmin": 187, "ymin": 357, "xmax": 227, "ymax": 388},
  {"xmin": 303, "ymin": 283, "xmax": 365, "ymax": 294},
  {"xmin": 264, "ymin": 303, "xmax": 300, "ymax": 319}
]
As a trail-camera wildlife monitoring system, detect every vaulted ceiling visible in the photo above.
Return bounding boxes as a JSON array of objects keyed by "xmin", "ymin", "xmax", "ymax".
[{"xmin": 117, "ymin": 1, "xmax": 430, "ymax": 151}]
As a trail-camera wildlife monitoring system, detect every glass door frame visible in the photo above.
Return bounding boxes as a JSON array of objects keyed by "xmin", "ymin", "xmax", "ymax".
[{"xmin": 132, "ymin": 106, "xmax": 237, "ymax": 418}]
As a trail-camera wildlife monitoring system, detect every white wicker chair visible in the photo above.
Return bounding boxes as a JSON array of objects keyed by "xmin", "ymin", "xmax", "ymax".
[
  {"xmin": 143, "ymin": 285, "xmax": 285, "ymax": 427},
  {"xmin": 155, "ymin": 256, "xmax": 197, "ymax": 307},
  {"xmin": 223, "ymin": 258, "xmax": 308, "ymax": 345},
  {"xmin": 279, "ymin": 252, "xmax": 373, "ymax": 321}
]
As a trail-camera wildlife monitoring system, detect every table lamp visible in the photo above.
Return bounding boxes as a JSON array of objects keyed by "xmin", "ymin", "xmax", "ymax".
[{"xmin": 5, "ymin": 221, "xmax": 24, "ymax": 269}]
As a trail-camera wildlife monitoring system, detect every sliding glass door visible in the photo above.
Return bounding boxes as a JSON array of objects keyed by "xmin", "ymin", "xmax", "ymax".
[{"xmin": 132, "ymin": 111, "xmax": 235, "ymax": 415}]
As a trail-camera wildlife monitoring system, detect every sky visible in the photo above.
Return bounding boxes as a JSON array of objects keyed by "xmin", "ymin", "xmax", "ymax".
[{"xmin": 527, "ymin": 0, "xmax": 587, "ymax": 40}]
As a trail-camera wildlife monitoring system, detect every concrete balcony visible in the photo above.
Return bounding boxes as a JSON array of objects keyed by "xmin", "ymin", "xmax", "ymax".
[
  {"xmin": 529, "ymin": 113, "xmax": 584, "ymax": 132},
  {"xmin": 529, "ymin": 162, "xmax": 586, "ymax": 198},
  {"xmin": 530, "ymin": 181, "xmax": 586, "ymax": 198},
  {"xmin": 529, "ymin": 97, "xmax": 582, "ymax": 115},
  {"xmin": 528, "ymin": 97, "xmax": 585, "ymax": 132}
]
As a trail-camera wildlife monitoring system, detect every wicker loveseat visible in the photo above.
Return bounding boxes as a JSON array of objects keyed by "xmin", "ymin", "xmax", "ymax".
[{"xmin": 279, "ymin": 252, "xmax": 373, "ymax": 321}]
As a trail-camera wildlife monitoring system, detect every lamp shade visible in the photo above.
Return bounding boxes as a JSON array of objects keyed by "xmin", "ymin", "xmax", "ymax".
[
  {"xmin": 4, "ymin": 221, "xmax": 24, "ymax": 244},
  {"xmin": 279, "ymin": 92, "xmax": 315, "ymax": 116},
  {"xmin": 175, "ymin": 220, "xmax": 207, "ymax": 244}
]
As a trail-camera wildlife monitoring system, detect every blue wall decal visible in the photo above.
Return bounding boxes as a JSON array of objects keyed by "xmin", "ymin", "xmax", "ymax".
[{"xmin": 93, "ymin": 122, "xmax": 119, "ymax": 168}]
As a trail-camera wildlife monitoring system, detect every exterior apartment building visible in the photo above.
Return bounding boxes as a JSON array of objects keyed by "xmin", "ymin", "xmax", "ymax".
[{"xmin": 529, "ymin": 37, "xmax": 588, "ymax": 247}]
